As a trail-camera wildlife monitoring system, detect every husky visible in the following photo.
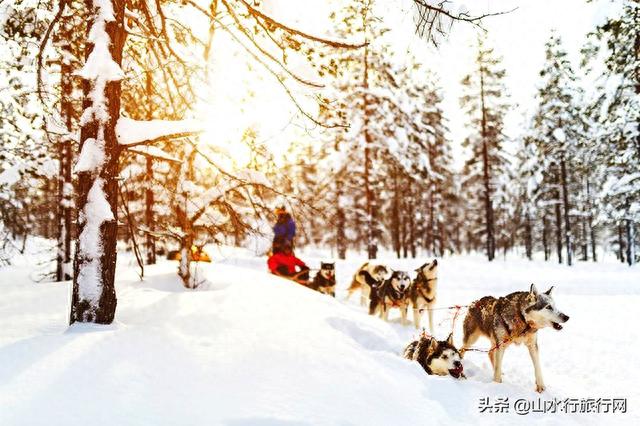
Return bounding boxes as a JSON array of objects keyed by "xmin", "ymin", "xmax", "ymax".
[
  {"xmin": 369, "ymin": 270, "xmax": 412, "ymax": 325},
  {"xmin": 404, "ymin": 333, "xmax": 465, "ymax": 378},
  {"xmin": 309, "ymin": 262, "xmax": 336, "ymax": 297},
  {"xmin": 461, "ymin": 284, "xmax": 570, "ymax": 393},
  {"xmin": 409, "ymin": 259, "xmax": 438, "ymax": 332},
  {"xmin": 346, "ymin": 262, "xmax": 390, "ymax": 306}
]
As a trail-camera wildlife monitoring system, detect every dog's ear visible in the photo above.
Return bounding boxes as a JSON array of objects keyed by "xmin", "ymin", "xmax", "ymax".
[
  {"xmin": 529, "ymin": 283, "xmax": 538, "ymax": 295},
  {"xmin": 429, "ymin": 337, "xmax": 439, "ymax": 352},
  {"xmin": 446, "ymin": 333, "xmax": 454, "ymax": 346},
  {"xmin": 544, "ymin": 286, "xmax": 554, "ymax": 296}
]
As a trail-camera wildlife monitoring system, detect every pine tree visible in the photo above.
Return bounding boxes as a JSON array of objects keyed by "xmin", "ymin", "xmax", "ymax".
[
  {"xmin": 460, "ymin": 35, "xmax": 510, "ymax": 261},
  {"xmin": 583, "ymin": 0, "xmax": 640, "ymax": 265},
  {"xmin": 530, "ymin": 34, "xmax": 586, "ymax": 266}
]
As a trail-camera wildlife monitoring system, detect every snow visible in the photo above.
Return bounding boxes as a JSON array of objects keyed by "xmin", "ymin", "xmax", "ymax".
[
  {"xmin": 126, "ymin": 145, "xmax": 181, "ymax": 163},
  {"xmin": 73, "ymin": 137, "xmax": 105, "ymax": 173},
  {"xmin": 0, "ymin": 164, "xmax": 22, "ymax": 187},
  {"xmin": 552, "ymin": 128, "xmax": 566, "ymax": 143},
  {"xmin": 76, "ymin": 179, "xmax": 114, "ymax": 303},
  {"xmin": 76, "ymin": 0, "xmax": 123, "ymax": 83},
  {"xmin": 116, "ymin": 117, "xmax": 202, "ymax": 146},
  {"xmin": 0, "ymin": 243, "xmax": 638, "ymax": 425}
]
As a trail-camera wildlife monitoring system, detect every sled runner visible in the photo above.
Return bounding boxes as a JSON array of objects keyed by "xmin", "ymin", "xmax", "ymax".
[{"xmin": 271, "ymin": 268, "xmax": 310, "ymax": 286}]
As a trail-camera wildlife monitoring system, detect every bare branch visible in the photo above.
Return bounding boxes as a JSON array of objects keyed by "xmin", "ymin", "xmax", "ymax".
[{"xmin": 236, "ymin": 0, "xmax": 367, "ymax": 49}]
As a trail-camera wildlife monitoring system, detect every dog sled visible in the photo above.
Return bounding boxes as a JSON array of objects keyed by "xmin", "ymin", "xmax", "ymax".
[{"xmin": 270, "ymin": 268, "xmax": 310, "ymax": 286}]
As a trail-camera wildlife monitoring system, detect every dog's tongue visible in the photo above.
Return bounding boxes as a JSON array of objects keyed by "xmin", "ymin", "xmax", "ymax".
[
  {"xmin": 449, "ymin": 366, "xmax": 464, "ymax": 378},
  {"xmin": 552, "ymin": 322, "xmax": 563, "ymax": 331}
]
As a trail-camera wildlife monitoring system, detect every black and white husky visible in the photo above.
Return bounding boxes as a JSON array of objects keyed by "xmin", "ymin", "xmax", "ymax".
[
  {"xmin": 309, "ymin": 262, "xmax": 336, "ymax": 297},
  {"xmin": 369, "ymin": 270, "xmax": 412, "ymax": 325},
  {"xmin": 404, "ymin": 333, "xmax": 465, "ymax": 378}
]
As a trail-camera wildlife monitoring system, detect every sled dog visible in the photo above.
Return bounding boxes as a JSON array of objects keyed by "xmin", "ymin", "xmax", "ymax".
[
  {"xmin": 347, "ymin": 263, "xmax": 389, "ymax": 306},
  {"xmin": 461, "ymin": 284, "xmax": 570, "ymax": 392},
  {"xmin": 369, "ymin": 270, "xmax": 412, "ymax": 325},
  {"xmin": 409, "ymin": 260, "xmax": 438, "ymax": 332},
  {"xmin": 309, "ymin": 262, "xmax": 336, "ymax": 297},
  {"xmin": 404, "ymin": 333, "xmax": 465, "ymax": 378}
]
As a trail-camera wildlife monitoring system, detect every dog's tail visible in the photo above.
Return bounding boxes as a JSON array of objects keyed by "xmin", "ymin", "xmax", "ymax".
[
  {"xmin": 460, "ymin": 302, "xmax": 482, "ymax": 358},
  {"xmin": 403, "ymin": 339, "xmax": 419, "ymax": 360},
  {"xmin": 346, "ymin": 262, "xmax": 369, "ymax": 294}
]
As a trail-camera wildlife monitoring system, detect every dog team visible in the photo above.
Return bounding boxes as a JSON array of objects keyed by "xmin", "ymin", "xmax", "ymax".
[{"xmin": 302, "ymin": 259, "xmax": 569, "ymax": 393}]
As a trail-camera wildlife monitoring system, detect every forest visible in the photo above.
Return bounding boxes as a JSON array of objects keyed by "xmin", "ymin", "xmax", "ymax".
[{"xmin": 0, "ymin": 0, "xmax": 638, "ymax": 323}]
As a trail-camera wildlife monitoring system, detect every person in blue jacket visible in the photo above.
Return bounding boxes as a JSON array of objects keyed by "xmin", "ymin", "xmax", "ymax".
[{"xmin": 273, "ymin": 205, "xmax": 296, "ymax": 250}]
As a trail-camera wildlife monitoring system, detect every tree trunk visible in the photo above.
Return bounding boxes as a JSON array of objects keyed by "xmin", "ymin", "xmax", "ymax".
[
  {"xmin": 179, "ymin": 219, "xmax": 194, "ymax": 288},
  {"xmin": 428, "ymin": 190, "xmax": 435, "ymax": 255},
  {"xmin": 144, "ymin": 70, "xmax": 156, "ymax": 265},
  {"xmin": 590, "ymin": 217, "xmax": 597, "ymax": 262},
  {"xmin": 56, "ymin": 15, "xmax": 75, "ymax": 282},
  {"xmin": 362, "ymin": 43, "xmax": 376, "ymax": 259},
  {"xmin": 560, "ymin": 156, "xmax": 572, "ymax": 266},
  {"xmin": 392, "ymin": 168, "xmax": 401, "ymax": 258},
  {"xmin": 479, "ymin": 66, "xmax": 495, "ymax": 261},
  {"xmin": 554, "ymin": 171, "xmax": 563, "ymax": 264},
  {"xmin": 70, "ymin": 0, "xmax": 125, "ymax": 324},
  {"xmin": 335, "ymin": 178, "xmax": 346, "ymax": 260},
  {"xmin": 626, "ymin": 200, "xmax": 635, "ymax": 266},
  {"xmin": 542, "ymin": 214, "xmax": 549, "ymax": 261},
  {"xmin": 524, "ymin": 212, "xmax": 532, "ymax": 260},
  {"xmin": 408, "ymin": 184, "xmax": 416, "ymax": 258},
  {"xmin": 335, "ymin": 175, "xmax": 346, "ymax": 259},
  {"xmin": 145, "ymin": 156, "xmax": 156, "ymax": 264},
  {"xmin": 581, "ymin": 216, "xmax": 588, "ymax": 261},
  {"xmin": 618, "ymin": 223, "xmax": 625, "ymax": 263},
  {"xmin": 586, "ymin": 179, "xmax": 597, "ymax": 262}
]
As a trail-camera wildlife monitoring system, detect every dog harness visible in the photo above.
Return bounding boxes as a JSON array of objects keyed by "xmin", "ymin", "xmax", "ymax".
[{"xmin": 413, "ymin": 271, "xmax": 436, "ymax": 303}]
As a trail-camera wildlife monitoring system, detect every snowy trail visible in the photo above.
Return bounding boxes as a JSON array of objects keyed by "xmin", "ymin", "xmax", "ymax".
[{"xmin": 0, "ymin": 247, "xmax": 638, "ymax": 425}]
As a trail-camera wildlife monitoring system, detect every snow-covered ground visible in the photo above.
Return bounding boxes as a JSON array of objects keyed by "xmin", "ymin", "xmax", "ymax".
[{"xmin": 0, "ymin": 242, "xmax": 638, "ymax": 425}]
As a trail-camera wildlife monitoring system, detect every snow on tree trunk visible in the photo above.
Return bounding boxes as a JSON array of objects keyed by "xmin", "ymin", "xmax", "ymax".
[{"xmin": 70, "ymin": 0, "xmax": 125, "ymax": 324}]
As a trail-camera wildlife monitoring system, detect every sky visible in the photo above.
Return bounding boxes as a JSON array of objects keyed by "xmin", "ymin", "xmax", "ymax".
[{"xmin": 198, "ymin": 0, "xmax": 615, "ymax": 169}]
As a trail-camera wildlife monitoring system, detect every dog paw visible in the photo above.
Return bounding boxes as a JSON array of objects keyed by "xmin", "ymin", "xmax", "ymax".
[{"xmin": 536, "ymin": 385, "xmax": 546, "ymax": 393}]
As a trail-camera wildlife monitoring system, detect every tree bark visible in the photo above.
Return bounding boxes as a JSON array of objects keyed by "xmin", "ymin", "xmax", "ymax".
[
  {"xmin": 362, "ymin": 42, "xmax": 376, "ymax": 259},
  {"xmin": 392, "ymin": 167, "xmax": 401, "ymax": 258},
  {"xmin": 618, "ymin": 223, "xmax": 625, "ymax": 263},
  {"xmin": 70, "ymin": 0, "xmax": 125, "ymax": 324},
  {"xmin": 524, "ymin": 212, "xmax": 532, "ymax": 260},
  {"xmin": 479, "ymin": 64, "xmax": 495, "ymax": 261},
  {"xmin": 560, "ymin": 156, "xmax": 572, "ymax": 266},
  {"xmin": 428, "ymin": 189, "xmax": 435, "ymax": 255},
  {"xmin": 626, "ymin": 199, "xmax": 635, "ymax": 266},
  {"xmin": 335, "ymin": 176, "xmax": 346, "ymax": 259},
  {"xmin": 554, "ymin": 168, "xmax": 563, "ymax": 264},
  {"xmin": 56, "ymin": 16, "xmax": 74, "ymax": 282},
  {"xmin": 586, "ymin": 179, "xmax": 597, "ymax": 262},
  {"xmin": 542, "ymin": 214, "xmax": 549, "ymax": 261},
  {"xmin": 408, "ymin": 183, "xmax": 416, "ymax": 258},
  {"xmin": 581, "ymin": 216, "xmax": 588, "ymax": 261},
  {"xmin": 144, "ymin": 70, "xmax": 156, "ymax": 265}
]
